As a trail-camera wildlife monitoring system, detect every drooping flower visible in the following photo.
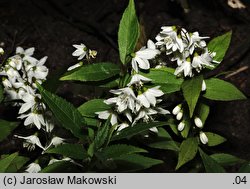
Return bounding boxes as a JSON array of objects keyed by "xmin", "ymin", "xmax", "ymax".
[
  {"xmin": 25, "ymin": 162, "xmax": 41, "ymax": 173},
  {"xmin": 15, "ymin": 134, "xmax": 44, "ymax": 151},
  {"xmin": 96, "ymin": 110, "xmax": 118, "ymax": 126},
  {"xmin": 128, "ymin": 74, "xmax": 151, "ymax": 86},
  {"xmin": 174, "ymin": 58, "xmax": 193, "ymax": 77},
  {"xmin": 18, "ymin": 111, "xmax": 45, "ymax": 129},
  {"xmin": 72, "ymin": 43, "xmax": 87, "ymax": 60},
  {"xmin": 44, "ymin": 136, "xmax": 64, "ymax": 151}
]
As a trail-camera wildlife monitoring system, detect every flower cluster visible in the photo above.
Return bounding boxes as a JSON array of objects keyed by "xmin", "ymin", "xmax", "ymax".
[
  {"xmin": 172, "ymin": 104, "xmax": 208, "ymax": 144},
  {"xmin": 96, "ymin": 40, "xmax": 169, "ymax": 132},
  {"xmin": 155, "ymin": 26, "xmax": 218, "ymax": 77}
]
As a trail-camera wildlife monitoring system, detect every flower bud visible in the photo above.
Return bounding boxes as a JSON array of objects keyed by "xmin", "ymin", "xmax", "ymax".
[
  {"xmin": 172, "ymin": 105, "xmax": 181, "ymax": 115},
  {"xmin": 0, "ymin": 47, "xmax": 4, "ymax": 55},
  {"xmin": 177, "ymin": 122, "xmax": 185, "ymax": 131},
  {"xmin": 199, "ymin": 132, "xmax": 208, "ymax": 144},
  {"xmin": 176, "ymin": 111, "xmax": 183, "ymax": 120},
  {"xmin": 194, "ymin": 117, "xmax": 203, "ymax": 128},
  {"xmin": 202, "ymin": 80, "xmax": 206, "ymax": 91}
]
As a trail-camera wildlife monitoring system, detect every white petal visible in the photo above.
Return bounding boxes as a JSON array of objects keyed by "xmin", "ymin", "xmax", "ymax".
[
  {"xmin": 135, "ymin": 56, "xmax": 150, "ymax": 70},
  {"xmin": 137, "ymin": 94, "xmax": 150, "ymax": 108}
]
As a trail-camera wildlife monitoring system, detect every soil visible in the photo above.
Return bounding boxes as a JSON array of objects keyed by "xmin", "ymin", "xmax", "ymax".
[{"xmin": 0, "ymin": 0, "xmax": 250, "ymax": 172}]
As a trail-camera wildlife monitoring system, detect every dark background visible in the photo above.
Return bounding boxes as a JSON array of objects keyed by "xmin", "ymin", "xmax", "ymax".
[{"xmin": 0, "ymin": 0, "xmax": 250, "ymax": 172}]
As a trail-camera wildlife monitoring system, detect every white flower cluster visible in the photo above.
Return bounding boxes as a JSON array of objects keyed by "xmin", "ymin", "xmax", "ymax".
[
  {"xmin": 155, "ymin": 26, "xmax": 218, "ymax": 77},
  {"xmin": 172, "ymin": 104, "xmax": 208, "ymax": 144},
  {"xmin": 96, "ymin": 40, "xmax": 169, "ymax": 131},
  {"xmin": 0, "ymin": 47, "xmax": 48, "ymax": 130}
]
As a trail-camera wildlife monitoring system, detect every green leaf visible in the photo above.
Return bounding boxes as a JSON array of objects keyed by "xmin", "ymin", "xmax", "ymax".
[
  {"xmin": 97, "ymin": 144, "xmax": 147, "ymax": 160},
  {"xmin": 141, "ymin": 69, "xmax": 183, "ymax": 93},
  {"xmin": 37, "ymin": 84, "xmax": 85, "ymax": 139},
  {"xmin": 94, "ymin": 118, "xmax": 111, "ymax": 149},
  {"xmin": 239, "ymin": 162, "xmax": 250, "ymax": 173},
  {"xmin": 118, "ymin": 0, "xmax": 140, "ymax": 64},
  {"xmin": 46, "ymin": 144, "xmax": 87, "ymax": 160},
  {"xmin": 204, "ymin": 132, "xmax": 227, "ymax": 146},
  {"xmin": 196, "ymin": 102, "xmax": 210, "ymax": 124},
  {"xmin": 199, "ymin": 148, "xmax": 226, "ymax": 173},
  {"xmin": 176, "ymin": 137, "xmax": 198, "ymax": 170},
  {"xmin": 78, "ymin": 99, "xmax": 110, "ymax": 118},
  {"xmin": 40, "ymin": 161, "xmax": 80, "ymax": 173},
  {"xmin": 60, "ymin": 62, "xmax": 120, "ymax": 82},
  {"xmin": 203, "ymin": 78, "xmax": 246, "ymax": 101},
  {"xmin": 181, "ymin": 75, "xmax": 203, "ymax": 117},
  {"xmin": 5, "ymin": 156, "xmax": 29, "ymax": 173},
  {"xmin": 111, "ymin": 121, "xmax": 167, "ymax": 141},
  {"xmin": 210, "ymin": 153, "xmax": 245, "ymax": 166},
  {"xmin": 114, "ymin": 154, "xmax": 163, "ymax": 172},
  {"xmin": 149, "ymin": 141, "xmax": 179, "ymax": 152},
  {"xmin": 0, "ymin": 153, "xmax": 18, "ymax": 172},
  {"xmin": 208, "ymin": 31, "xmax": 232, "ymax": 63},
  {"xmin": 180, "ymin": 116, "xmax": 191, "ymax": 138},
  {"xmin": 0, "ymin": 119, "xmax": 19, "ymax": 142},
  {"xmin": 0, "ymin": 84, "xmax": 3, "ymax": 102}
]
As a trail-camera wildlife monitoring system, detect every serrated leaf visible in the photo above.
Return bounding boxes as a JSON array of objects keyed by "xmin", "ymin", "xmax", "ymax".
[
  {"xmin": 205, "ymin": 132, "xmax": 227, "ymax": 146},
  {"xmin": 114, "ymin": 154, "xmax": 163, "ymax": 172},
  {"xmin": 40, "ymin": 161, "xmax": 80, "ymax": 173},
  {"xmin": 141, "ymin": 69, "xmax": 183, "ymax": 93},
  {"xmin": 0, "ymin": 153, "xmax": 18, "ymax": 172},
  {"xmin": 210, "ymin": 153, "xmax": 245, "ymax": 166},
  {"xmin": 203, "ymin": 78, "xmax": 246, "ymax": 101},
  {"xmin": 0, "ymin": 119, "xmax": 19, "ymax": 142},
  {"xmin": 199, "ymin": 148, "xmax": 225, "ymax": 173},
  {"xmin": 94, "ymin": 118, "xmax": 111, "ymax": 149},
  {"xmin": 182, "ymin": 75, "xmax": 203, "ymax": 117},
  {"xmin": 46, "ymin": 144, "xmax": 87, "ymax": 160},
  {"xmin": 208, "ymin": 31, "xmax": 232, "ymax": 63},
  {"xmin": 60, "ymin": 62, "xmax": 120, "ymax": 82},
  {"xmin": 111, "ymin": 121, "xmax": 167, "ymax": 141},
  {"xmin": 37, "ymin": 84, "xmax": 85, "ymax": 139},
  {"xmin": 78, "ymin": 99, "xmax": 110, "ymax": 118},
  {"xmin": 97, "ymin": 144, "xmax": 147, "ymax": 161},
  {"xmin": 149, "ymin": 141, "xmax": 180, "ymax": 151},
  {"xmin": 118, "ymin": 0, "xmax": 140, "ymax": 64},
  {"xmin": 176, "ymin": 137, "xmax": 198, "ymax": 170}
]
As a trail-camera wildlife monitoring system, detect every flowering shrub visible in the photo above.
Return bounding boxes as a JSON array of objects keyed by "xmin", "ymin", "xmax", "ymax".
[{"xmin": 0, "ymin": 0, "xmax": 248, "ymax": 173}]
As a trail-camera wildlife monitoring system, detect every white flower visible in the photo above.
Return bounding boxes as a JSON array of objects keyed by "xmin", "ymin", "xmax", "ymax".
[
  {"xmin": 178, "ymin": 122, "xmax": 185, "ymax": 131},
  {"xmin": 174, "ymin": 58, "xmax": 193, "ymax": 77},
  {"xmin": 27, "ymin": 56, "xmax": 48, "ymax": 81},
  {"xmin": 172, "ymin": 104, "xmax": 181, "ymax": 115},
  {"xmin": 15, "ymin": 135, "xmax": 44, "ymax": 150},
  {"xmin": 26, "ymin": 162, "xmax": 41, "ymax": 173},
  {"xmin": 202, "ymin": 80, "xmax": 206, "ymax": 91},
  {"xmin": 192, "ymin": 50, "xmax": 214, "ymax": 72},
  {"xmin": 116, "ymin": 122, "xmax": 129, "ymax": 132},
  {"xmin": 106, "ymin": 87, "xmax": 137, "ymax": 113},
  {"xmin": 137, "ymin": 86, "xmax": 164, "ymax": 108},
  {"xmin": 18, "ymin": 112, "xmax": 45, "ymax": 129},
  {"xmin": 72, "ymin": 44, "xmax": 87, "ymax": 60},
  {"xmin": 18, "ymin": 93, "xmax": 37, "ymax": 114},
  {"xmin": 176, "ymin": 111, "xmax": 183, "ymax": 120},
  {"xmin": 44, "ymin": 136, "xmax": 64, "ymax": 151},
  {"xmin": 188, "ymin": 32, "xmax": 209, "ymax": 54},
  {"xmin": 133, "ymin": 108, "xmax": 158, "ymax": 124},
  {"xmin": 96, "ymin": 110, "xmax": 118, "ymax": 125},
  {"xmin": 67, "ymin": 62, "xmax": 82, "ymax": 71},
  {"xmin": 199, "ymin": 132, "xmax": 208, "ymax": 144},
  {"xmin": 8, "ymin": 55, "xmax": 23, "ymax": 70},
  {"xmin": 16, "ymin": 47, "xmax": 37, "ymax": 64},
  {"xmin": 0, "ymin": 47, "xmax": 4, "ymax": 55},
  {"xmin": 194, "ymin": 117, "xmax": 203, "ymax": 128},
  {"xmin": 48, "ymin": 158, "xmax": 71, "ymax": 165},
  {"xmin": 131, "ymin": 41, "xmax": 160, "ymax": 72},
  {"xmin": 128, "ymin": 74, "xmax": 151, "ymax": 86},
  {"xmin": 44, "ymin": 121, "xmax": 54, "ymax": 133}
]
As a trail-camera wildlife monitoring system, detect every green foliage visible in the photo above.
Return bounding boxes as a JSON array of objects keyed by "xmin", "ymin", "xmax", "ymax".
[
  {"xmin": 199, "ymin": 148, "xmax": 225, "ymax": 173},
  {"xmin": 181, "ymin": 75, "xmax": 203, "ymax": 117},
  {"xmin": 204, "ymin": 132, "xmax": 227, "ymax": 146},
  {"xmin": 60, "ymin": 62, "xmax": 120, "ymax": 82},
  {"xmin": 239, "ymin": 162, "xmax": 250, "ymax": 173},
  {"xmin": 97, "ymin": 144, "xmax": 147, "ymax": 161},
  {"xmin": 40, "ymin": 161, "xmax": 81, "ymax": 173},
  {"xmin": 46, "ymin": 144, "xmax": 87, "ymax": 160},
  {"xmin": 208, "ymin": 31, "xmax": 232, "ymax": 63},
  {"xmin": 141, "ymin": 68, "xmax": 183, "ymax": 93},
  {"xmin": 113, "ymin": 154, "xmax": 163, "ymax": 172},
  {"xmin": 203, "ymin": 78, "xmax": 246, "ymax": 101},
  {"xmin": 118, "ymin": 0, "xmax": 140, "ymax": 64},
  {"xmin": 0, "ymin": 153, "xmax": 19, "ymax": 172},
  {"xmin": 196, "ymin": 102, "xmax": 210, "ymax": 124},
  {"xmin": 0, "ymin": 119, "xmax": 19, "ymax": 142},
  {"xmin": 176, "ymin": 137, "xmax": 198, "ymax": 170},
  {"xmin": 37, "ymin": 84, "xmax": 85, "ymax": 139},
  {"xmin": 78, "ymin": 99, "xmax": 110, "ymax": 118},
  {"xmin": 210, "ymin": 153, "xmax": 245, "ymax": 167},
  {"xmin": 111, "ymin": 121, "xmax": 167, "ymax": 141}
]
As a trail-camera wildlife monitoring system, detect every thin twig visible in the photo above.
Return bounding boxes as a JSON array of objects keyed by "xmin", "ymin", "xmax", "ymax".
[{"xmin": 225, "ymin": 65, "xmax": 249, "ymax": 78}]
